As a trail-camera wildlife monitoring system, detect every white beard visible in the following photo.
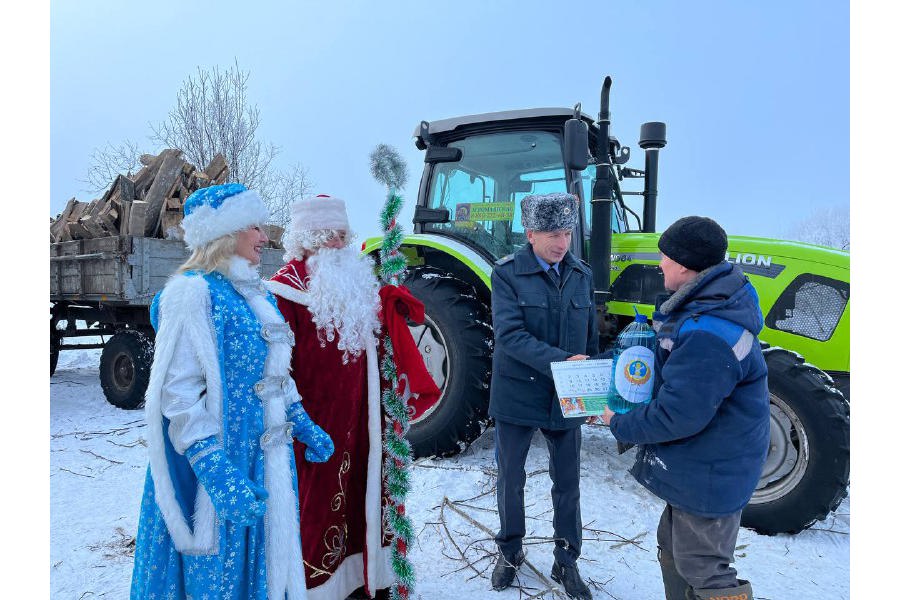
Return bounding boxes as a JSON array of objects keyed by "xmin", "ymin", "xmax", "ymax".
[{"xmin": 305, "ymin": 245, "xmax": 382, "ymax": 362}]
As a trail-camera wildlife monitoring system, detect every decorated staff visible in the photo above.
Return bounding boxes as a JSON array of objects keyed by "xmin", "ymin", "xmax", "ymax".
[
  {"xmin": 370, "ymin": 144, "xmax": 410, "ymax": 287},
  {"xmin": 370, "ymin": 144, "xmax": 417, "ymax": 600}
]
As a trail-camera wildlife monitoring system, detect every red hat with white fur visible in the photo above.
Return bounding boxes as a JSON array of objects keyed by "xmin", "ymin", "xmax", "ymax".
[{"xmin": 290, "ymin": 194, "xmax": 349, "ymax": 231}]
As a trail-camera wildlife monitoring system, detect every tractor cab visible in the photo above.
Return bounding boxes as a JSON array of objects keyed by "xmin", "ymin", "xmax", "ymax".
[{"xmin": 411, "ymin": 108, "xmax": 635, "ymax": 264}]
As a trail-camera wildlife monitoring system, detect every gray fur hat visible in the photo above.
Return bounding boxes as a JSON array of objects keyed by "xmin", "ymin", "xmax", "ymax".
[{"xmin": 521, "ymin": 192, "xmax": 578, "ymax": 231}]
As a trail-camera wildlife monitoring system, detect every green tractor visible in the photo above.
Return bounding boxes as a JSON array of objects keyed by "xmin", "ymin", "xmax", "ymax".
[{"xmin": 364, "ymin": 77, "xmax": 849, "ymax": 536}]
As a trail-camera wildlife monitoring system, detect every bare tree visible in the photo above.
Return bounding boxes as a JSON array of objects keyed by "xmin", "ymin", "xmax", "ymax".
[
  {"xmin": 785, "ymin": 203, "xmax": 850, "ymax": 250},
  {"xmin": 150, "ymin": 60, "xmax": 278, "ymax": 189},
  {"xmin": 84, "ymin": 60, "xmax": 312, "ymax": 223},
  {"xmin": 259, "ymin": 162, "xmax": 314, "ymax": 228},
  {"xmin": 82, "ymin": 140, "xmax": 143, "ymax": 193}
]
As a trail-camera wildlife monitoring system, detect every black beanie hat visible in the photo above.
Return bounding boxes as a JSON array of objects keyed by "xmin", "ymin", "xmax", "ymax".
[{"xmin": 658, "ymin": 216, "xmax": 728, "ymax": 272}]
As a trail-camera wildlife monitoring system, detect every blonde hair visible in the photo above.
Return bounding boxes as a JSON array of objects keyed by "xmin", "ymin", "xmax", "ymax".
[{"xmin": 177, "ymin": 233, "xmax": 238, "ymax": 274}]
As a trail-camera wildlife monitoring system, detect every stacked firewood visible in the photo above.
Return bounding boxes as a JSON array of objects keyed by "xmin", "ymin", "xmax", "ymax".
[{"xmin": 50, "ymin": 150, "xmax": 284, "ymax": 247}]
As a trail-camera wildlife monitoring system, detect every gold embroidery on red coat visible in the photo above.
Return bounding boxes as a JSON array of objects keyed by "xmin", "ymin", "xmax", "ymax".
[
  {"xmin": 303, "ymin": 559, "xmax": 330, "ymax": 580},
  {"xmin": 306, "ymin": 450, "xmax": 351, "ymax": 579},
  {"xmin": 303, "ymin": 521, "xmax": 349, "ymax": 580},
  {"xmin": 321, "ymin": 522, "xmax": 348, "ymax": 570},
  {"xmin": 331, "ymin": 451, "xmax": 351, "ymax": 512}
]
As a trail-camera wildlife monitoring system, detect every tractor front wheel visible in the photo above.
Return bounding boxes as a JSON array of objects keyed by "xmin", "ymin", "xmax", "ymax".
[
  {"xmin": 741, "ymin": 347, "xmax": 850, "ymax": 534},
  {"xmin": 403, "ymin": 267, "xmax": 493, "ymax": 457}
]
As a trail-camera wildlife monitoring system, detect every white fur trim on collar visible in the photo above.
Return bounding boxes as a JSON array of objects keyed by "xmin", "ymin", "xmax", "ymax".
[
  {"xmin": 182, "ymin": 189, "xmax": 269, "ymax": 250},
  {"xmin": 225, "ymin": 255, "xmax": 263, "ymax": 283}
]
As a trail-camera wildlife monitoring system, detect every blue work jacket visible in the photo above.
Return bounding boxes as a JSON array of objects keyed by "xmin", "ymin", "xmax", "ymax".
[{"xmin": 610, "ymin": 262, "xmax": 770, "ymax": 517}]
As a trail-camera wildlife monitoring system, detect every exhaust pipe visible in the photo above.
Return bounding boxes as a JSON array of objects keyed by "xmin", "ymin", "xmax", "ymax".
[
  {"xmin": 590, "ymin": 76, "xmax": 614, "ymax": 303},
  {"xmin": 639, "ymin": 122, "xmax": 666, "ymax": 233}
]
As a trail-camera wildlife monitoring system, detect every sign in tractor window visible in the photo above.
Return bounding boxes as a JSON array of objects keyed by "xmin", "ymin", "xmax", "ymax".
[{"xmin": 455, "ymin": 202, "xmax": 515, "ymax": 226}]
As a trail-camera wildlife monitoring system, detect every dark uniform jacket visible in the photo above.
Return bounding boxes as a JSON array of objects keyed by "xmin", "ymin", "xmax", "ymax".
[
  {"xmin": 610, "ymin": 262, "xmax": 770, "ymax": 517},
  {"xmin": 489, "ymin": 244, "xmax": 599, "ymax": 430}
]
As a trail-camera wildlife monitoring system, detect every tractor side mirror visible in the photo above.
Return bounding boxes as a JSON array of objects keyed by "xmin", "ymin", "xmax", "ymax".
[
  {"xmin": 413, "ymin": 206, "xmax": 451, "ymax": 224},
  {"xmin": 564, "ymin": 118, "xmax": 589, "ymax": 171}
]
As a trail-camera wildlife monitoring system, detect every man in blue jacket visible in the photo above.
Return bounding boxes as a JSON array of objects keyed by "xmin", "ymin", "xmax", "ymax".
[
  {"xmin": 489, "ymin": 192, "xmax": 598, "ymax": 600},
  {"xmin": 602, "ymin": 216, "xmax": 769, "ymax": 600}
]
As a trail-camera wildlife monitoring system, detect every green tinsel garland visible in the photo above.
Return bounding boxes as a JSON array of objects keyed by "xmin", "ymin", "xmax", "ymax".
[
  {"xmin": 371, "ymin": 144, "xmax": 415, "ymax": 600},
  {"xmin": 379, "ymin": 336, "xmax": 416, "ymax": 600}
]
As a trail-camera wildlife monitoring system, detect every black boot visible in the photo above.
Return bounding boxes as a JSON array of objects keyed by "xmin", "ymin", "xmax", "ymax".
[
  {"xmin": 658, "ymin": 549, "xmax": 690, "ymax": 600},
  {"xmin": 690, "ymin": 579, "xmax": 753, "ymax": 600},
  {"xmin": 491, "ymin": 549, "xmax": 525, "ymax": 591},
  {"xmin": 550, "ymin": 561, "xmax": 593, "ymax": 600}
]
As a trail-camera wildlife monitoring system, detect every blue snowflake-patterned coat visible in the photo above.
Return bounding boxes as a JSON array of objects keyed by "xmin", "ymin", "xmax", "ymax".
[{"xmin": 130, "ymin": 266, "xmax": 306, "ymax": 600}]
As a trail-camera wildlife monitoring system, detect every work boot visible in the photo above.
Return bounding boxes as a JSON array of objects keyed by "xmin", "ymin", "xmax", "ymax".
[
  {"xmin": 550, "ymin": 561, "xmax": 593, "ymax": 600},
  {"xmin": 658, "ymin": 549, "xmax": 690, "ymax": 600},
  {"xmin": 690, "ymin": 579, "xmax": 753, "ymax": 600},
  {"xmin": 491, "ymin": 549, "xmax": 525, "ymax": 591}
]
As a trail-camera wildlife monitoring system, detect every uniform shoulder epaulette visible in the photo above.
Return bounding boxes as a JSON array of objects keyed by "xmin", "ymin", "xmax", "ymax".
[{"xmin": 495, "ymin": 254, "xmax": 514, "ymax": 266}]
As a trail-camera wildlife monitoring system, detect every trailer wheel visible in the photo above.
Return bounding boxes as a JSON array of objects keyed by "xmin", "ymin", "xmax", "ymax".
[
  {"xmin": 51, "ymin": 326, "xmax": 60, "ymax": 377},
  {"xmin": 404, "ymin": 267, "xmax": 493, "ymax": 457},
  {"xmin": 100, "ymin": 330, "xmax": 154, "ymax": 410},
  {"xmin": 741, "ymin": 347, "xmax": 850, "ymax": 534}
]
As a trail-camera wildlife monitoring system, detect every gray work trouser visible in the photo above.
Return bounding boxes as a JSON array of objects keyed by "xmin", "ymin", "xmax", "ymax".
[
  {"xmin": 494, "ymin": 420, "xmax": 582, "ymax": 567},
  {"xmin": 657, "ymin": 503, "xmax": 742, "ymax": 590}
]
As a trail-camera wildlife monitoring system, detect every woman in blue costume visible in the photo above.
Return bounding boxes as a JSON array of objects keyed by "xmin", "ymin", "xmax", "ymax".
[{"xmin": 130, "ymin": 183, "xmax": 334, "ymax": 600}]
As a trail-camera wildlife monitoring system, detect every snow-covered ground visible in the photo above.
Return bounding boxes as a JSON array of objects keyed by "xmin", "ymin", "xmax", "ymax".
[{"xmin": 50, "ymin": 349, "xmax": 849, "ymax": 599}]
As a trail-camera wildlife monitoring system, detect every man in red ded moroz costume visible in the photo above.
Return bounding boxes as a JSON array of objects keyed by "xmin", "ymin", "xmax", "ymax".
[{"xmin": 266, "ymin": 194, "xmax": 438, "ymax": 600}]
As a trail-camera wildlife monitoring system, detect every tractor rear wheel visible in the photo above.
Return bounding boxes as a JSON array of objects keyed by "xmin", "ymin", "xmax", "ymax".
[
  {"xmin": 403, "ymin": 267, "xmax": 493, "ymax": 457},
  {"xmin": 100, "ymin": 330, "xmax": 155, "ymax": 410},
  {"xmin": 741, "ymin": 347, "xmax": 850, "ymax": 534}
]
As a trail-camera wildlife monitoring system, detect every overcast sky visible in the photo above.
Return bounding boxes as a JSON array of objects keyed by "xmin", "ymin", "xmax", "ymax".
[{"xmin": 50, "ymin": 0, "xmax": 848, "ymax": 241}]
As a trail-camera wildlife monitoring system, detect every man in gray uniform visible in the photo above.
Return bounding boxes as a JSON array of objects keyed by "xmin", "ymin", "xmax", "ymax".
[{"xmin": 489, "ymin": 192, "xmax": 598, "ymax": 600}]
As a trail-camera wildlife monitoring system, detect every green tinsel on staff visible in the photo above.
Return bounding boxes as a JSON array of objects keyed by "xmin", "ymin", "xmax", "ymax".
[{"xmin": 370, "ymin": 144, "xmax": 414, "ymax": 600}]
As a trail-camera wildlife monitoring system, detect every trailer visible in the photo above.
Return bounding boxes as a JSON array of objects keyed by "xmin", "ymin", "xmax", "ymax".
[{"xmin": 50, "ymin": 235, "xmax": 284, "ymax": 408}]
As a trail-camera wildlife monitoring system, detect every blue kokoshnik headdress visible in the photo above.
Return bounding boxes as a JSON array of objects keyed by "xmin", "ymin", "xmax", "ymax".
[{"xmin": 181, "ymin": 182, "xmax": 269, "ymax": 250}]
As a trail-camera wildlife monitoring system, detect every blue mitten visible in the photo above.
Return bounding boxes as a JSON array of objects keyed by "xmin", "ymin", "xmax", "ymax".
[
  {"xmin": 185, "ymin": 437, "xmax": 268, "ymax": 525},
  {"xmin": 286, "ymin": 402, "xmax": 334, "ymax": 463}
]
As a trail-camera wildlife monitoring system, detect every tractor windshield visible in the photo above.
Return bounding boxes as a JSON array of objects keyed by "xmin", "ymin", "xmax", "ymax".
[
  {"xmin": 424, "ymin": 131, "xmax": 624, "ymax": 259},
  {"xmin": 424, "ymin": 131, "xmax": 566, "ymax": 259}
]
